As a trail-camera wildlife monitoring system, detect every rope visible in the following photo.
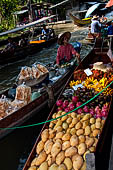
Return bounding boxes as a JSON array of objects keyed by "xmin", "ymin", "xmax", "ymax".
[{"xmin": 0, "ymin": 80, "xmax": 113, "ymax": 130}]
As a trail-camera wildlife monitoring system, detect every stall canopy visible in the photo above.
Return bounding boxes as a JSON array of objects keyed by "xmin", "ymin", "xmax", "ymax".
[
  {"xmin": 0, "ymin": 15, "xmax": 56, "ymax": 36},
  {"xmin": 49, "ymin": 0, "xmax": 69, "ymax": 9},
  {"xmin": 85, "ymin": 3, "xmax": 101, "ymax": 18},
  {"xmin": 85, "ymin": 2, "xmax": 97, "ymax": 5},
  {"xmin": 105, "ymin": 0, "xmax": 113, "ymax": 8}
]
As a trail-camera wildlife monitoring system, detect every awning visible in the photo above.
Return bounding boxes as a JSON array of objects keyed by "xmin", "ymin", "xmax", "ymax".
[
  {"xmin": 85, "ymin": 2, "xmax": 97, "ymax": 5},
  {"xmin": 105, "ymin": 0, "xmax": 113, "ymax": 8},
  {"xmin": 14, "ymin": 10, "xmax": 28, "ymax": 15},
  {"xmin": 49, "ymin": 0, "xmax": 69, "ymax": 9},
  {"xmin": 0, "ymin": 15, "xmax": 56, "ymax": 36},
  {"xmin": 85, "ymin": 3, "xmax": 101, "ymax": 18}
]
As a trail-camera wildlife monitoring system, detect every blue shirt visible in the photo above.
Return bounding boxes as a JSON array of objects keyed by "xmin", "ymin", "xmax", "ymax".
[
  {"xmin": 107, "ymin": 25, "xmax": 113, "ymax": 35},
  {"xmin": 42, "ymin": 29, "xmax": 47, "ymax": 35}
]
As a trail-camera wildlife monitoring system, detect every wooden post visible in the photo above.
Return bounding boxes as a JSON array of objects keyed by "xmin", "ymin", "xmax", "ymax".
[
  {"xmin": 27, "ymin": 0, "xmax": 33, "ymax": 22},
  {"xmin": 56, "ymin": 8, "xmax": 58, "ymax": 22},
  {"xmin": 42, "ymin": 83, "xmax": 55, "ymax": 108}
]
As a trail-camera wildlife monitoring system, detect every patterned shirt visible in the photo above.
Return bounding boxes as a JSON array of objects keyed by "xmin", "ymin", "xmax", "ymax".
[{"xmin": 56, "ymin": 43, "xmax": 77, "ymax": 64}]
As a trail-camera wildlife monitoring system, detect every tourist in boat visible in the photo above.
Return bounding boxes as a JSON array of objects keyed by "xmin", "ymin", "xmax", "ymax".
[
  {"xmin": 19, "ymin": 34, "xmax": 27, "ymax": 47},
  {"xmin": 91, "ymin": 15, "xmax": 101, "ymax": 37},
  {"xmin": 3, "ymin": 37, "xmax": 15, "ymax": 52},
  {"xmin": 40, "ymin": 25, "xmax": 55, "ymax": 40},
  {"xmin": 56, "ymin": 32, "xmax": 81, "ymax": 65},
  {"xmin": 40, "ymin": 25, "xmax": 49, "ymax": 40},
  {"xmin": 107, "ymin": 21, "xmax": 113, "ymax": 35}
]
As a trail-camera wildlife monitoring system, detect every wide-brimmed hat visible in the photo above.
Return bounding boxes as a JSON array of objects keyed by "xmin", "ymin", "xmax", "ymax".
[
  {"xmin": 57, "ymin": 32, "xmax": 71, "ymax": 45},
  {"xmin": 92, "ymin": 15, "xmax": 99, "ymax": 20}
]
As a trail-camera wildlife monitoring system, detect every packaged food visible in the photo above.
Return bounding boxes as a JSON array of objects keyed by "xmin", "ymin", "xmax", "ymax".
[
  {"xmin": 15, "ymin": 83, "xmax": 31, "ymax": 103},
  {"xmin": 37, "ymin": 64, "xmax": 49, "ymax": 74},
  {"xmin": 11, "ymin": 99, "xmax": 27, "ymax": 108},
  {"xmin": 19, "ymin": 66, "xmax": 32, "ymax": 80},
  {"xmin": 32, "ymin": 65, "xmax": 43, "ymax": 79},
  {"xmin": 0, "ymin": 95, "xmax": 11, "ymax": 118}
]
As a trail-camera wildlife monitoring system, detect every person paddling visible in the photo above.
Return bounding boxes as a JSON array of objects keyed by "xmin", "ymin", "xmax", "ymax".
[{"xmin": 56, "ymin": 32, "xmax": 81, "ymax": 65}]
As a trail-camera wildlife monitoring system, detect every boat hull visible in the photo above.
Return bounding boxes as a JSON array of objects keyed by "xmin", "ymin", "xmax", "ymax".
[
  {"xmin": 0, "ymin": 63, "xmax": 75, "ymax": 139},
  {"xmin": 69, "ymin": 13, "xmax": 91, "ymax": 26},
  {"xmin": 0, "ymin": 37, "xmax": 57, "ymax": 65},
  {"xmin": 23, "ymin": 43, "xmax": 112, "ymax": 170}
]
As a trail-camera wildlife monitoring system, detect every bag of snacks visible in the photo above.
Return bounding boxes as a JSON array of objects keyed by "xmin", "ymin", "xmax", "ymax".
[
  {"xmin": 37, "ymin": 64, "xmax": 49, "ymax": 74},
  {"xmin": 15, "ymin": 83, "xmax": 31, "ymax": 103},
  {"xmin": 0, "ymin": 95, "xmax": 10, "ymax": 118},
  {"xmin": 19, "ymin": 66, "xmax": 33, "ymax": 80},
  {"xmin": 32, "ymin": 64, "xmax": 43, "ymax": 79},
  {"xmin": 11, "ymin": 99, "xmax": 27, "ymax": 108}
]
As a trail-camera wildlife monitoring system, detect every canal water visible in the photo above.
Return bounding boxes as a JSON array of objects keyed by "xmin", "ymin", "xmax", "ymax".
[{"xmin": 0, "ymin": 25, "xmax": 92, "ymax": 170}]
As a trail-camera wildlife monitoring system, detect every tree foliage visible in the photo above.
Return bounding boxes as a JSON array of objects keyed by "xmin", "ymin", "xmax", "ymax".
[
  {"xmin": 0, "ymin": 0, "xmax": 19, "ymax": 30},
  {"xmin": 0, "ymin": 0, "xmax": 18, "ymax": 18},
  {"xmin": 0, "ymin": 0, "xmax": 64, "ymax": 31}
]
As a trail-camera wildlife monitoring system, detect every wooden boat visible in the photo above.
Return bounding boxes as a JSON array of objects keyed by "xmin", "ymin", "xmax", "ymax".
[
  {"xmin": 23, "ymin": 40, "xmax": 113, "ymax": 170},
  {"xmin": 69, "ymin": 13, "xmax": 91, "ymax": 26},
  {"xmin": 0, "ymin": 62, "xmax": 76, "ymax": 139},
  {"xmin": 0, "ymin": 15, "xmax": 57, "ymax": 65},
  {"xmin": 0, "ymin": 36, "xmax": 57, "ymax": 65}
]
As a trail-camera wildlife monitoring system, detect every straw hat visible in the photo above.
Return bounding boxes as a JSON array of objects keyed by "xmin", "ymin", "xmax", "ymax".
[
  {"xmin": 93, "ymin": 62, "xmax": 108, "ymax": 72},
  {"xmin": 57, "ymin": 32, "xmax": 71, "ymax": 45},
  {"xmin": 92, "ymin": 15, "xmax": 99, "ymax": 20}
]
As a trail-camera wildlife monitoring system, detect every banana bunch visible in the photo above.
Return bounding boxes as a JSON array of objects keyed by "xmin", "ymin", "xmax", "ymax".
[
  {"xmin": 83, "ymin": 77, "xmax": 98, "ymax": 89},
  {"xmin": 69, "ymin": 80, "xmax": 82, "ymax": 88},
  {"xmin": 83, "ymin": 77, "xmax": 113, "ymax": 95}
]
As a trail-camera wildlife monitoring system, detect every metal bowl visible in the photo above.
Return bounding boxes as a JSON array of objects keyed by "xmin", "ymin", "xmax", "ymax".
[
  {"xmin": 63, "ymin": 89, "xmax": 74, "ymax": 98},
  {"xmin": 58, "ymin": 67, "xmax": 68, "ymax": 75}
]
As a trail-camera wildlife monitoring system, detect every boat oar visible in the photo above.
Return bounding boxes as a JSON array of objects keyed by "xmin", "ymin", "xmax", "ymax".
[{"xmin": 107, "ymin": 35, "xmax": 113, "ymax": 62}]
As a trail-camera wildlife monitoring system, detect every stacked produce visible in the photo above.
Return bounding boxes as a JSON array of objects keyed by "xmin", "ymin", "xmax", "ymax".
[
  {"xmin": 27, "ymin": 63, "xmax": 113, "ymax": 170},
  {"xmin": 28, "ymin": 111, "xmax": 105, "ymax": 170},
  {"xmin": 18, "ymin": 64, "xmax": 48, "ymax": 80}
]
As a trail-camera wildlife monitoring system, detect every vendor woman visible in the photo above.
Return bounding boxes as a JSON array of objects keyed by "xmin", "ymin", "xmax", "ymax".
[{"xmin": 56, "ymin": 32, "xmax": 81, "ymax": 65}]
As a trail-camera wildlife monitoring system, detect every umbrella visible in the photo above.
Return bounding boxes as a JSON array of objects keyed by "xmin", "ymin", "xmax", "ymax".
[
  {"xmin": 105, "ymin": 0, "xmax": 113, "ymax": 8},
  {"xmin": 85, "ymin": 3, "xmax": 101, "ymax": 18}
]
